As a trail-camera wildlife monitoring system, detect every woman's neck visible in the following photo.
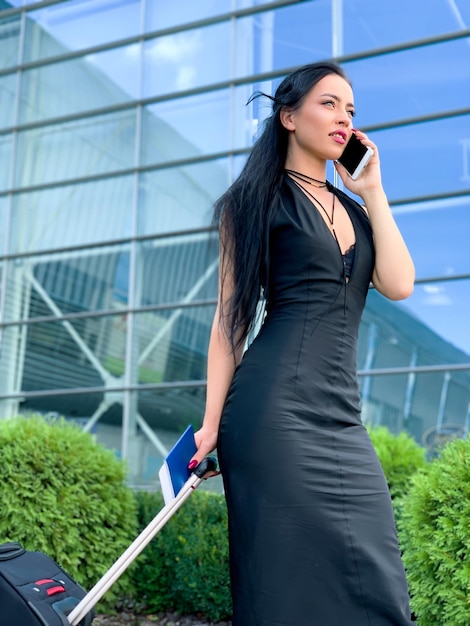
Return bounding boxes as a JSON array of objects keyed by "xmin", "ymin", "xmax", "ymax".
[{"xmin": 284, "ymin": 156, "xmax": 327, "ymax": 183}]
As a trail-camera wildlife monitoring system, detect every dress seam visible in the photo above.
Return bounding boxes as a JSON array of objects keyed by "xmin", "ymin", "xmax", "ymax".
[
  {"xmin": 334, "ymin": 322, "xmax": 373, "ymax": 626},
  {"xmin": 293, "ymin": 272, "xmax": 312, "ymax": 394}
]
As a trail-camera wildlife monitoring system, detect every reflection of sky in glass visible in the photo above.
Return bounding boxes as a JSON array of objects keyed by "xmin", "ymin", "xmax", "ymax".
[
  {"xmin": 394, "ymin": 196, "xmax": 470, "ymax": 354},
  {"xmin": 371, "ymin": 116, "xmax": 470, "ymax": 200},
  {"xmin": 345, "ymin": 38, "xmax": 470, "ymax": 127},
  {"xmin": 0, "ymin": 74, "xmax": 16, "ymax": 128},
  {"xmin": 395, "ymin": 197, "xmax": 470, "ymax": 278},
  {"xmin": 25, "ymin": 0, "xmax": 142, "ymax": 54},
  {"xmin": 235, "ymin": 3, "xmax": 332, "ymax": 75},
  {"xmin": 142, "ymin": 91, "xmax": 231, "ymax": 162},
  {"xmin": 85, "ymin": 44, "xmax": 141, "ymax": 99},
  {"xmin": 0, "ymin": 134, "xmax": 12, "ymax": 192},
  {"xmin": 400, "ymin": 280, "xmax": 470, "ymax": 357},
  {"xmin": 343, "ymin": 0, "xmax": 469, "ymax": 53},
  {"xmin": 142, "ymin": 23, "xmax": 231, "ymax": 98},
  {"xmin": 146, "ymin": 0, "xmax": 231, "ymax": 30}
]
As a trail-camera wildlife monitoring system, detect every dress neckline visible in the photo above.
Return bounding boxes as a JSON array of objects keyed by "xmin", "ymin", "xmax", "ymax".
[{"xmin": 285, "ymin": 174, "xmax": 357, "ymax": 257}]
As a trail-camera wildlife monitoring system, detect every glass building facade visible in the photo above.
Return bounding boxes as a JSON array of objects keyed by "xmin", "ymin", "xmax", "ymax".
[{"xmin": 0, "ymin": 0, "xmax": 469, "ymax": 488}]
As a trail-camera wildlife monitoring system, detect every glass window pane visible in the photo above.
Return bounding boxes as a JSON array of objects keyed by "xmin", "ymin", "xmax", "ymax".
[
  {"xmin": 0, "ymin": 304, "xmax": 212, "ymax": 396},
  {"xmin": 232, "ymin": 153, "xmax": 249, "ymax": 181},
  {"xmin": 0, "ymin": 196, "xmax": 8, "ymax": 254},
  {"xmin": 371, "ymin": 115, "xmax": 470, "ymax": 201},
  {"xmin": 359, "ymin": 369, "xmax": 470, "ymax": 450},
  {"xmin": 137, "ymin": 233, "xmax": 218, "ymax": 308},
  {"xmin": 0, "ymin": 14, "xmax": 21, "ymax": 69},
  {"xmin": 232, "ymin": 84, "xmax": 262, "ymax": 151},
  {"xmin": 134, "ymin": 305, "xmax": 214, "ymax": 384},
  {"xmin": 145, "ymin": 0, "xmax": 230, "ymax": 31},
  {"xmin": 17, "ymin": 391, "xmax": 106, "ymax": 422},
  {"xmin": 0, "ymin": 72, "xmax": 17, "ymax": 128},
  {"xmin": 234, "ymin": 2, "xmax": 331, "ymax": 79},
  {"xmin": 0, "ymin": 312, "xmax": 127, "ymax": 395},
  {"xmin": 359, "ymin": 286, "xmax": 470, "ymax": 441},
  {"xmin": 142, "ymin": 22, "xmax": 231, "ymax": 98},
  {"xmin": 343, "ymin": 0, "xmax": 470, "ymax": 54},
  {"xmin": 403, "ymin": 280, "xmax": 470, "ymax": 359},
  {"xmin": 345, "ymin": 39, "xmax": 470, "ymax": 127},
  {"xmin": 19, "ymin": 45, "xmax": 140, "ymax": 124},
  {"xmin": 10, "ymin": 175, "xmax": 135, "ymax": 253},
  {"xmin": 138, "ymin": 159, "xmax": 229, "ymax": 236},
  {"xmin": 24, "ymin": 0, "xmax": 142, "ymax": 63},
  {"xmin": 362, "ymin": 286, "xmax": 470, "ymax": 369},
  {"xmin": 141, "ymin": 90, "xmax": 231, "ymax": 165},
  {"xmin": 0, "ymin": 134, "xmax": 13, "ymax": 191},
  {"xmin": 393, "ymin": 196, "xmax": 470, "ymax": 279},
  {"xmin": 15, "ymin": 110, "xmax": 136, "ymax": 187},
  {"xmin": 0, "ymin": 244, "xmax": 131, "ymax": 325}
]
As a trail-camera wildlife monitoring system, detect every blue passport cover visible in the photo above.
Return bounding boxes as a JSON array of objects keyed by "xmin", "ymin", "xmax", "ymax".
[{"xmin": 159, "ymin": 425, "xmax": 197, "ymax": 504}]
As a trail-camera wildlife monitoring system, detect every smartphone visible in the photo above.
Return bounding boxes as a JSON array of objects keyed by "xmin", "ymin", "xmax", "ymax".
[{"xmin": 337, "ymin": 133, "xmax": 374, "ymax": 180}]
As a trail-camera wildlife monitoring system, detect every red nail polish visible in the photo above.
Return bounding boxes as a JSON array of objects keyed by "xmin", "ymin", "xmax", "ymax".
[{"xmin": 188, "ymin": 459, "xmax": 198, "ymax": 470}]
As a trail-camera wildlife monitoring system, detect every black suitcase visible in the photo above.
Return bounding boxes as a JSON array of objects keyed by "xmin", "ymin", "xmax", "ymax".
[{"xmin": 0, "ymin": 542, "xmax": 93, "ymax": 626}]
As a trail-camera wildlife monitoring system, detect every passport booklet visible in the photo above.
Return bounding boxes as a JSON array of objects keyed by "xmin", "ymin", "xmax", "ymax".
[{"xmin": 158, "ymin": 425, "xmax": 197, "ymax": 505}]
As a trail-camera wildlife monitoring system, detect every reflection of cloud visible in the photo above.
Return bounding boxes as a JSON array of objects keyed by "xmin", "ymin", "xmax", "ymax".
[
  {"xmin": 422, "ymin": 285, "xmax": 452, "ymax": 306},
  {"xmin": 146, "ymin": 33, "xmax": 201, "ymax": 62},
  {"xmin": 145, "ymin": 34, "xmax": 200, "ymax": 91},
  {"xmin": 124, "ymin": 44, "xmax": 140, "ymax": 59},
  {"xmin": 176, "ymin": 66, "xmax": 197, "ymax": 91}
]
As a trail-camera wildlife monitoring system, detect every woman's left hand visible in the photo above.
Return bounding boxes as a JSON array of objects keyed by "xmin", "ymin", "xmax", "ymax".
[{"xmin": 333, "ymin": 130, "xmax": 383, "ymax": 199}]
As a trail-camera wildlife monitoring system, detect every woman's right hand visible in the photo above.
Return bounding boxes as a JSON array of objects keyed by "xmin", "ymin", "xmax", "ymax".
[{"xmin": 188, "ymin": 424, "xmax": 220, "ymax": 477}]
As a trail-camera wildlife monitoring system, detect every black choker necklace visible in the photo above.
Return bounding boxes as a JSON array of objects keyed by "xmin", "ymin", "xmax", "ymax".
[{"xmin": 285, "ymin": 169, "xmax": 327, "ymax": 188}]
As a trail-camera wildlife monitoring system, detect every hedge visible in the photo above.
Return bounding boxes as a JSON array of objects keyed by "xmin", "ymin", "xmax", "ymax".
[
  {"xmin": 398, "ymin": 436, "xmax": 470, "ymax": 625},
  {"xmin": 0, "ymin": 415, "xmax": 138, "ymax": 606},
  {"xmin": 367, "ymin": 425, "xmax": 427, "ymax": 523}
]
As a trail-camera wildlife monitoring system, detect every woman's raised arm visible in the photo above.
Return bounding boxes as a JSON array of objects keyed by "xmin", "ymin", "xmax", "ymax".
[{"xmin": 335, "ymin": 131, "xmax": 415, "ymax": 301}]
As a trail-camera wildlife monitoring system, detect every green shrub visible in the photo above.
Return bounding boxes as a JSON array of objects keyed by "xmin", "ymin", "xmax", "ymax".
[
  {"xmin": 0, "ymin": 415, "xmax": 137, "ymax": 605},
  {"xmin": 398, "ymin": 436, "xmax": 470, "ymax": 625},
  {"xmin": 368, "ymin": 425, "xmax": 427, "ymax": 502},
  {"xmin": 133, "ymin": 489, "xmax": 231, "ymax": 622}
]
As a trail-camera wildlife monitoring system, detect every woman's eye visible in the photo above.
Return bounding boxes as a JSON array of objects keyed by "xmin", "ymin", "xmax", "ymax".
[
  {"xmin": 348, "ymin": 110, "xmax": 356, "ymax": 118},
  {"xmin": 323, "ymin": 100, "xmax": 335, "ymax": 107}
]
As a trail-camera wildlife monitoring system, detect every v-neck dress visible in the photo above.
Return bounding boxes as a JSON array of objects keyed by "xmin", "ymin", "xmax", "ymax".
[{"xmin": 217, "ymin": 175, "xmax": 413, "ymax": 626}]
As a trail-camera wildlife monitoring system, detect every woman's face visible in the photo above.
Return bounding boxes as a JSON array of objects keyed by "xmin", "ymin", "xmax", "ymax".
[{"xmin": 281, "ymin": 73, "xmax": 355, "ymax": 164}]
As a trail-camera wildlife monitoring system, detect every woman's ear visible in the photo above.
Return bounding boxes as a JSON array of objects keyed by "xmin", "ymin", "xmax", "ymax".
[{"xmin": 280, "ymin": 106, "xmax": 295, "ymax": 131}]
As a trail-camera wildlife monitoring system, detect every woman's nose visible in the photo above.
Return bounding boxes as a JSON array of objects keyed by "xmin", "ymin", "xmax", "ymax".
[{"xmin": 337, "ymin": 112, "xmax": 351, "ymax": 126}]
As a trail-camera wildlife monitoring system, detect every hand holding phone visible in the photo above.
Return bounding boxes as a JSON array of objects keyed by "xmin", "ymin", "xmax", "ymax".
[{"xmin": 337, "ymin": 133, "xmax": 374, "ymax": 180}]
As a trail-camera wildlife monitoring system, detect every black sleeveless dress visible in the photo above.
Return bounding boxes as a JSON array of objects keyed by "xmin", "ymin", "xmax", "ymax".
[{"xmin": 217, "ymin": 175, "xmax": 413, "ymax": 626}]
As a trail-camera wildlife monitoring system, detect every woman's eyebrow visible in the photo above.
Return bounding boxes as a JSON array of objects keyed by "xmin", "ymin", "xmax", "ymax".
[{"xmin": 319, "ymin": 92, "xmax": 355, "ymax": 108}]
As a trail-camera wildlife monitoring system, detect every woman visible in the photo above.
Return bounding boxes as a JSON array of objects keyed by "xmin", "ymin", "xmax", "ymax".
[{"xmin": 189, "ymin": 62, "xmax": 415, "ymax": 625}]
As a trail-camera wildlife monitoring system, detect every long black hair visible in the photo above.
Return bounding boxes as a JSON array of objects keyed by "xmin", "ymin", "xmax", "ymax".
[{"xmin": 214, "ymin": 61, "xmax": 350, "ymax": 351}]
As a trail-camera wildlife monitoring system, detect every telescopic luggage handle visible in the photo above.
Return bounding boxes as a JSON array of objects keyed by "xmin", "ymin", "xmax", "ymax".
[{"xmin": 67, "ymin": 457, "xmax": 217, "ymax": 626}]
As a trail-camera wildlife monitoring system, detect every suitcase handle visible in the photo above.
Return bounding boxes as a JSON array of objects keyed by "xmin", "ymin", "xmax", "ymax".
[
  {"xmin": 0, "ymin": 542, "xmax": 26, "ymax": 561},
  {"xmin": 192, "ymin": 456, "xmax": 218, "ymax": 477}
]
